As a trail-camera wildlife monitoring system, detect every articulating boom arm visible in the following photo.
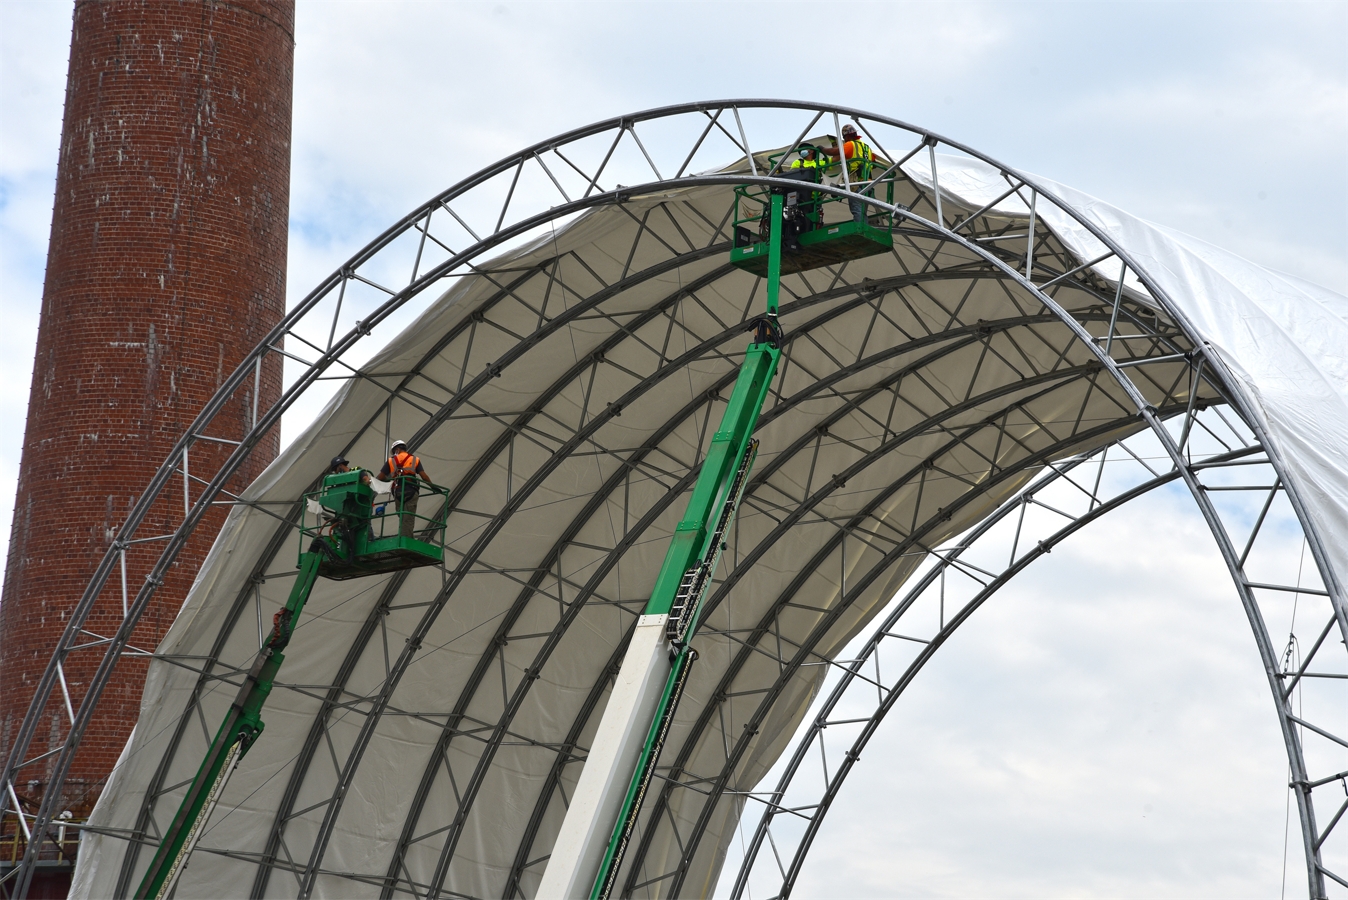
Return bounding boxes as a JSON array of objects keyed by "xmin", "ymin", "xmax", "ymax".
[{"xmin": 135, "ymin": 547, "xmax": 325, "ymax": 900}]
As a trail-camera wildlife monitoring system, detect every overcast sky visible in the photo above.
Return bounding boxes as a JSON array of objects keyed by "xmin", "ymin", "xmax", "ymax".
[{"xmin": 2, "ymin": 2, "xmax": 1345, "ymax": 897}]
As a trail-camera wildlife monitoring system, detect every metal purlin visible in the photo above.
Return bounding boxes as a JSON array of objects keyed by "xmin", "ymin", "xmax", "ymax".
[{"xmin": 0, "ymin": 101, "xmax": 1341, "ymax": 899}]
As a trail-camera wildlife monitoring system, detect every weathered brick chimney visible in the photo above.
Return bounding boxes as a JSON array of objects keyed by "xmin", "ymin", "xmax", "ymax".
[{"xmin": 0, "ymin": 2, "xmax": 293, "ymax": 892}]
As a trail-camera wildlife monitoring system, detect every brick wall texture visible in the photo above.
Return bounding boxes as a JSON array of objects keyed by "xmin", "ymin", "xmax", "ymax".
[{"xmin": 0, "ymin": 0, "xmax": 294, "ymax": 828}]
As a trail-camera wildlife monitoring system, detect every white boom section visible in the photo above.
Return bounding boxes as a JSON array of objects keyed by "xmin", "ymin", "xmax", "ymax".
[{"xmin": 537, "ymin": 614, "xmax": 671, "ymax": 899}]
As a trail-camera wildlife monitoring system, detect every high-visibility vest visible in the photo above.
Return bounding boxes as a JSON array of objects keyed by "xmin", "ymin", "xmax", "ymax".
[
  {"xmin": 388, "ymin": 451, "xmax": 420, "ymax": 479},
  {"xmin": 789, "ymin": 156, "xmax": 823, "ymax": 191},
  {"xmin": 824, "ymin": 139, "xmax": 878, "ymax": 181},
  {"xmin": 829, "ymin": 139, "xmax": 874, "ymax": 181}
]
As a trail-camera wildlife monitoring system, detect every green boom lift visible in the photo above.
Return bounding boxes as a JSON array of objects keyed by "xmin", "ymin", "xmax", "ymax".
[
  {"xmin": 585, "ymin": 143, "xmax": 899, "ymax": 898},
  {"xmin": 134, "ymin": 470, "xmax": 448, "ymax": 899},
  {"xmin": 729, "ymin": 141, "xmax": 896, "ymax": 276}
]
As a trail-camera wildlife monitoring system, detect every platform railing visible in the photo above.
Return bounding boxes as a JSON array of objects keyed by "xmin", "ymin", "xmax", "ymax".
[
  {"xmin": 298, "ymin": 479, "xmax": 450, "ymax": 558},
  {"xmin": 0, "ymin": 810, "xmax": 81, "ymax": 868}
]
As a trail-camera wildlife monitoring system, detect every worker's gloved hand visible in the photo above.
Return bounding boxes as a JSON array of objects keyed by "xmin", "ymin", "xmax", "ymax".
[{"xmin": 374, "ymin": 504, "xmax": 387, "ymax": 516}]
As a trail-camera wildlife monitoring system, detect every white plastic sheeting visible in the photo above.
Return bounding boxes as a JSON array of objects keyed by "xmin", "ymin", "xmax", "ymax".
[
  {"xmin": 907, "ymin": 152, "xmax": 1348, "ymax": 595},
  {"xmin": 71, "ymin": 146, "xmax": 1344, "ymax": 900}
]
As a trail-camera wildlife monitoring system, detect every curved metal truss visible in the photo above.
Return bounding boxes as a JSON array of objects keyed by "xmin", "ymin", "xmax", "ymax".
[
  {"xmin": 2, "ymin": 101, "xmax": 1344, "ymax": 899},
  {"xmin": 724, "ymin": 424, "xmax": 1289, "ymax": 897}
]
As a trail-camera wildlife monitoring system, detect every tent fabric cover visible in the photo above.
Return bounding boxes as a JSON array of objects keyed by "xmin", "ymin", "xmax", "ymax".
[
  {"xmin": 70, "ymin": 151, "xmax": 1346, "ymax": 900},
  {"xmin": 906, "ymin": 153, "xmax": 1348, "ymax": 591}
]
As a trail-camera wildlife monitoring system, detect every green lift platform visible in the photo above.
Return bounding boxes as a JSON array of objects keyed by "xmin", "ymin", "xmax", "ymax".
[
  {"xmin": 303, "ymin": 469, "xmax": 445, "ymax": 580},
  {"xmin": 729, "ymin": 142, "xmax": 897, "ymax": 277},
  {"xmin": 134, "ymin": 472, "xmax": 447, "ymax": 900}
]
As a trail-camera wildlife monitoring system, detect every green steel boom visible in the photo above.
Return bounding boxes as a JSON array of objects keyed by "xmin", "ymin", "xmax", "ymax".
[
  {"xmin": 586, "ymin": 157, "xmax": 892, "ymax": 894},
  {"xmin": 134, "ymin": 473, "xmax": 447, "ymax": 899},
  {"xmin": 134, "ymin": 551, "xmax": 321, "ymax": 900}
]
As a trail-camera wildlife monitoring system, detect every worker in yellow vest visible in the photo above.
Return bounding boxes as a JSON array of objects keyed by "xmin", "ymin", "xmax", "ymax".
[
  {"xmin": 821, "ymin": 124, "xmax": 875, "ymax": 224},
  {"xmin": 775, "ymin": 146, "xmax": 828, "ymax": 251},
  {"xmin": 789, "ymin": 146, "xmax": 826, "ymax": 176},
  {"xmin": 377, "ymin": 440, "xmax": 432, "ymax": 538}
]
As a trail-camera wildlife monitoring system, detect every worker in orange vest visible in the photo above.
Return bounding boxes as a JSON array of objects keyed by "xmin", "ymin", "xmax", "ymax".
[
  {"xmin": 820, "ymin": 124, "xmax": 875, "ymax": 224},
  {"xmin": 378, "ymin": 440, "xmax": 432, "ymax": 538}
]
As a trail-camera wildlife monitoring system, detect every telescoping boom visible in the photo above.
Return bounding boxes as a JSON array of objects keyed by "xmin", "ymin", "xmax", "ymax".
[
  {"xmin": 590, "ymin": 342, "xmax": 776, "ymax": 900},
  {"xmin": 538, "ymin": 186, "xmax": 807, "ymax": 900},
  {"xmin": 541, "ymin": 143, "xmax": 897, "ymax": 897}
]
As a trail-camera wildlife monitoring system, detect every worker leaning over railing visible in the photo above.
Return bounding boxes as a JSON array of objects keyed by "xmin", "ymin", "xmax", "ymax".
[
  {"xmin": 325, "ymin": 455, "xmax": 380, "ymax": 542},
  {"xmin": 821, "ymin": 124, "xmax": 875, "ymax": 223},
  {"xmin": 378, "ymin": 440, "xmax": 433, "ymax": 538}
]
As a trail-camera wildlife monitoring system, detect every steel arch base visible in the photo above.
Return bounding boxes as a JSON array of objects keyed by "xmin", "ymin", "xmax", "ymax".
[{"xmin": 0, "ymin": 101, "xmax": 1343, "ymax": 900}]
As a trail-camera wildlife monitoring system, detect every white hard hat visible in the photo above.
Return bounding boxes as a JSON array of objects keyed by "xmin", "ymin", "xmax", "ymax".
[{"xmin": 390, "ymin": 439, "xmax": 408, "ymax": 451}]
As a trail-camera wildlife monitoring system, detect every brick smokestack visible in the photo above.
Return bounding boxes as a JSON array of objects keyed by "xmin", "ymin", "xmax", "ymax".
[{"xmin": 0, "ymin": 0, "xmax": 294, "ymax": 881}]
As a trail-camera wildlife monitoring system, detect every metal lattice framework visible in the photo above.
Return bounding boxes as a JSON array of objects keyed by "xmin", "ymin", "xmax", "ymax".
[
  {"xmin": 726, "ymin": 427, "xmax": 1272, "ymax": 897},
  {"xmin": 2, "ymin": 101, "xmax": 1344, "ymax": 900}
]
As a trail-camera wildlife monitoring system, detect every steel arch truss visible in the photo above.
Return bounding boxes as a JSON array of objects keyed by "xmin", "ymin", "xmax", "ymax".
[
  {"xmin": 1, "ymin": 101, "xmax": 1344, "ymax": 900},
  {"xmin": 726, "ymin": 418, "xmax": 1346, "ymax": 897}
]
